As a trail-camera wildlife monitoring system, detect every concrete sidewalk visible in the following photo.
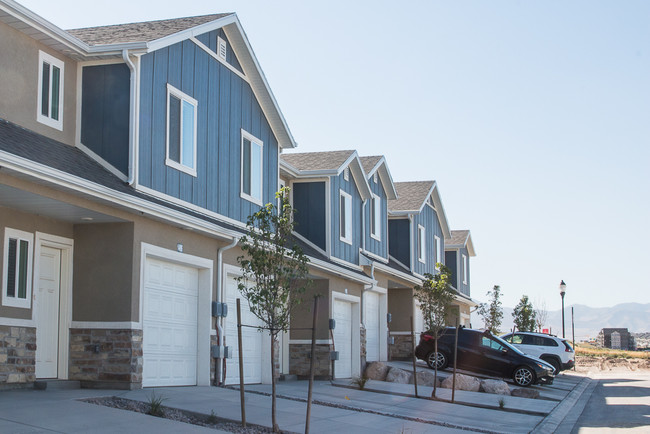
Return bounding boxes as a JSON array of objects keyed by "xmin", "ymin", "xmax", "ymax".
[{"xmin": 0, "ymin": 373, "xmax": 591, "ymax": 434}]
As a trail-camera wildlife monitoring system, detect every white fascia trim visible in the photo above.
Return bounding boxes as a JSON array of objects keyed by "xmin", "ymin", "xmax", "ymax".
[
  {"xmin": 146, "ymin": 14, "xmax": 238, "ymax": 54},
  {"xmin": 0, "ymin": 317, "xmax": 35, "ymax": 327},
  {"xmin": 76, "ymin": 142, "xmax": 128, "ymax": 182},
  {"xmin": 189, "ymin": 36, "xmax": 248, "ymax": 83},
  {"xmin": 0, "ymin": 151, "xmax": 241, "ymax": 240},
  {"xmin": 389, "ymin": 331, "xmax": 413, "ymax": 336},
  {"xmin": 136, "ymin": 185, "xmax": 247, "ymax": 232},
  {"xmin": 309, "ymin": 257, "xmax": 374, "ymax": 285},
  {"xmin": 70, "ymin": 321, "xmax": 141, "ymax": 330},
  {"xmin": 343, "ymin": 155, "xmax": 372, "ymax": 201},
  {"xmin": 360, "ymin": 248, "xmax": 388, "ymax": 264},
  {"xmin": 293, "ymin": 231, "xmax": 328, "ymax": 257},
  {"xmin": 225, "ymin": 20, "xmax": 297, "ymax": 149},
  {"xmin": 429, "ymin": 183, "xmax": 451, "ymax": 239},
  {"xmin": 328, "ymin": 254, "xmax": 363, "ymax": 271},
  {"xmin": 373, "ymin": 262, "xmax": 421, "ymax": 286}
]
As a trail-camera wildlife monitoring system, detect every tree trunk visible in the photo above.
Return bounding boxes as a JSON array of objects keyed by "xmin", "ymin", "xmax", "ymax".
[
  {"xmin": 432, "ymin": 337, "xmax": 438, "ymax": 398},
  {"xmin": 271, "ymin": 332, "xmax": 279, "ymax": 432}
]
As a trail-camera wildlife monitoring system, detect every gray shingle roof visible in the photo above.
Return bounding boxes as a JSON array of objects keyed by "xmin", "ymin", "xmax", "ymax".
[
  {"xmin": 446, "ymin": 230, "xmax": 470, "ymax": 246},
  {"xmin": 388, "ymin": 181, "xmax": 434, "ymax": 212},
  {"xmin": 281, "ymin": 150, "xmax": 354, "ymax": 172},
  {"xmin": 66, "ymin": 14, "xmax": 232, "ymax": 46},
  {"xmin": 359, "ymin": 156, "xmax": 382, "ymax": 176}
]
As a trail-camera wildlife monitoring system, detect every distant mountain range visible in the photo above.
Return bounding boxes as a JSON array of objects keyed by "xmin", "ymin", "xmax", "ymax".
[{"xmin": 470, "ymin": 302, "xmax": 650, "ymax": 340}]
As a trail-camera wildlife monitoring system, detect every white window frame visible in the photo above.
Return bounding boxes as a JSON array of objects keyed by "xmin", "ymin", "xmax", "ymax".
[
  {"xmin": 370, "ymin": 194, "xmax": 381, "ymax": 241},
  {"xmin": 240, "ymin": 129, "xmax": 264, "ymax": 206},
  {"xmin": 434, "ymin": 235, "xmax": 441, "ymax": 266},
  {"xmin": 165, "ymin": 84, "xmax": 198, "ymax": 177},
  {"xmin": 2, "ymin": 228, "xmax": 34, "ymax": 309},
  {"xmin": 339, "ymin": 190, "xmax": 353, "ymax": 245},
  {"xmin": 417, "ymin": 224, "xmax": 426, "ymax": 264},
  {"xmin": 37, "ymin": 51, "xmax": 64, "ymax": 131},
  {"xmin": 462, "ymin": 254, "xmax": 468, "ymax": 285},
  {"xmin": 217, "ymin": 36, "xmax": 227, "ymax": 60}
]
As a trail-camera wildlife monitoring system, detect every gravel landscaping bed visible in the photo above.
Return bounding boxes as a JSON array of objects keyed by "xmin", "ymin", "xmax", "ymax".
[{"xmin": 83, "ymin": 396, "xmax": 293, "ymax": 433}]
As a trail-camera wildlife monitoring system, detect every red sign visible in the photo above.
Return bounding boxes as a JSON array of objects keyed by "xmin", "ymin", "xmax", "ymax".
[{"xmin": 542, "ymin": 328, "xmax": 549, "ymax": 334}]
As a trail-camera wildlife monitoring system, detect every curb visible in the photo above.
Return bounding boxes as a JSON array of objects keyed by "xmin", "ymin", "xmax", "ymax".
[{"xmin": 530, "ymin": 376, "xmax": 593, "ymax": 434}]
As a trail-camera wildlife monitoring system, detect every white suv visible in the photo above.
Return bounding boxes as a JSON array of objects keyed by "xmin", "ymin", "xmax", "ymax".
[{"xmin": 501, "ymin": 331, "xmax": 575, "ymax": 374}]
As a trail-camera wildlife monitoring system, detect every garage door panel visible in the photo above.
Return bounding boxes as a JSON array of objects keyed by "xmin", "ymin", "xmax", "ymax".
[
  {"xmin": 333, "ymin": 299, "xmax": 352, "ymax": 378},
  {"xmin": 143, "ymin": 258, "xmax": 199, "ymax": 387},
  {"xmin": 365, "ymin": 292, "xmax": 380, "ymax": 362},
  {"xmin": 225, "ymin": 276, "xmax": 264, "ymax": 385}
]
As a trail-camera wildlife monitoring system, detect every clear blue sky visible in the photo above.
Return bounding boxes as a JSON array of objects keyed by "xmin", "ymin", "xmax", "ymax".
[{"xmin": 21, "ymin": 0, "xmax": 650, "ymax": 311}]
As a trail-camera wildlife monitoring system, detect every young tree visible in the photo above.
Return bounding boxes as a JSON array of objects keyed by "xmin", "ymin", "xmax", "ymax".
[
  {"xmin": 512, "ymin": 295, "xmax": 537, "ymax": 332},
  {"xmin": 237, "ymin": 187, "xmax": 311, "ymax": 432},
  {"xmin": 534, "ymin": 298, "xmax": 548, "ymax": 332},
  {"xmin": 413, "ymin": 264, "xmax": 454, "ymax": 397},
  {"xmin": 476, "ymin": 285, "xmax": 503, "ymax": 334}
]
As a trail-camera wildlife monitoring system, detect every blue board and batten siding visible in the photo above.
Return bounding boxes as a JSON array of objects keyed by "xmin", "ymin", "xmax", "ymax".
[
  {"xmin": 81, "ymin": 63, "xmax": 130, "ymax": 175},
  {"xmin": 388, "ymin": 218, "xmax": 410, "ymax": 267},
  {"xmin": 411, "ymin": 205, "xmax": 445, "ymax": 277},
  {"xmin": 445, "ymin": 248, "xmax": 470, "ymax": 296},
  {"xmin": 293, "ymin": 182, "xmax": 326, "ymax": 250},
  {"xmin": 331, "ymin": 171, "xmax": 362, "ymax": 265},
  {"xmin": 364, "ymin": 175, "xmax": 388, "ymax": 260},
  {"xmin": 138, "ymin": 31, "xmax": 279, "ymax": 224}
]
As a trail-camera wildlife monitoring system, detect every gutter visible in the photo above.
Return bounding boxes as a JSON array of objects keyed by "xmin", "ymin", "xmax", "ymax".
[
  {"xmin": 215, "ymin": 237, "xmax": 239, "ymax": 385},
  {"xmin": 122, "ymin": 49, "xmax": 137, "ymax": 185}
]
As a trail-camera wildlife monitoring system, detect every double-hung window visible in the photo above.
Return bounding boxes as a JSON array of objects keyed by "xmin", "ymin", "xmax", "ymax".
[
  {"xmin": 340, "ymin": 190, "xmax": 352, "ymax": 244},
  {"xmin": 417, "ymin": 225, "xmax": 426, "ymax": 263},
  {"xmin": 2, "ymin": 229, "xmax": 33, "ymax": 309},
  {"xmin": 370, "ymin": 194, "xmax": 381, "ymax": 240},
  {"xmin": 37, "ymin": 51, "xmax": 64, "ymax": 130},
  {"xmin": 434, "ymin": 235, "xmax": 441, "ymax": 266},
  {"xmin": 241, "ymin": 130, "xmax": 263, "ymax": 205},
  {"xmin": 462, "ymin": 254, "xmax": 468, "ymax": 284},
  {"xmin": 166, "ymin": 84, "xmax": 198, "ymax": 176}
]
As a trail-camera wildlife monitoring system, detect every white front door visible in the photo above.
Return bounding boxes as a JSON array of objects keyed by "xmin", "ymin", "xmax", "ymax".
[
  {"xmin": 333, "ymin": 298, "xmax": 353, "ymax": 378},
  {"xmin": 35, "ymin": 246, "xmax": 61, "ymax": 378},
  {"xmin": 224, "ymin": 275, "xmax": 265, "ymax": 385},
  {"xmin": 365, "ymin": 292, "xmax": 380, "ymax": 362},
  {"xmin": 142, "ymin": 257, "xmax": 199, "ymax": 387}
]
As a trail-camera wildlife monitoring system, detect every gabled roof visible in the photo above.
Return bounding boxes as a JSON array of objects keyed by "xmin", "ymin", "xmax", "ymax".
[
  {"xmin": 445, "ymin": 230, "xmax": 476, "ymax": 256},
  {"xmin": 359, "ymin": 155, "xmax": 398, "ymax": 200},
  {"xmin": 67, "ymin": 14, "xmax": 232, "ymax": 46},
  {"xmin": 280, "ymin": 151, "xmax": 372, "ymax": 200},
  {"xmin": 0, "ymin": 2, "xmax": 296, "ymax": 149},
  {"xmin": 388, "ymin": 181, "xmax": 451, "ymax": 239}
]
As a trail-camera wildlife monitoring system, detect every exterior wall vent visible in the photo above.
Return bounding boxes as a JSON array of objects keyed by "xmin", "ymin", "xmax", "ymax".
[
  {"xmin": 217, "ymin": 37, "xmax": 227, "ymax": 60},
  {"xmin": 343, "ymin": 167, "xmax": 349, "ymax": 181}
]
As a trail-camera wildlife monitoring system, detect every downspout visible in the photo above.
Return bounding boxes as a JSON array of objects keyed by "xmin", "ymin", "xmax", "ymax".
[
  {"xmin": 123, "ymin": 49, "xmax": 137, "ymax": 185},
  {"xmin": 215, "ymin": 237, "xmax": 239, "ymax": 385}
]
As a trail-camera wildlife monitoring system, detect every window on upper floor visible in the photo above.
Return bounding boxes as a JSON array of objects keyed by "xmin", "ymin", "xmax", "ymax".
[
  {"xmin": 370, "ymin": 194, "xmax": 381, "ymax": 240},
  {"xmin": 166, "ymin": 84, "xmax": 197, "ymax": 176},
  {"xmin": 340, "ymin": 190, "xmax": 352, "ymax": 244},
  {"xmin": 37, "ymin": 51, "xmax": 64, "ymax": 130},
  {"xmin": 2, "ymin": 229, "xmax": 33, "ymax": 309},
  {"xmin": 241, "ymin": 130, "xmax": 264, "ymax": 205},
  {"xmin": 434, "ymin": 235, "xmax": 441, "ymax": 266},
  {"xmin": 462, "ymin": 253, "xmax": 468, "ymax": 284},
  {"xmin": 417, "ymin": 224, "xmax": 426, "ymax": 263}
]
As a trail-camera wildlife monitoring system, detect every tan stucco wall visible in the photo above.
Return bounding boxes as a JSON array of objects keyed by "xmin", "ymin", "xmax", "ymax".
[
  {"xmin": 290, "ymin": 279, "xmax": 330, "ymax": 341},
  {"xmin": 388, "ymin": 287, "xmax": 414, "ymax": 332},
  {"xmin": 0, "ymin": 206, "xmax": 73, "ymax": 319},
  {"xmin": 0, "ymin": 22, "xmax": 77, "ymax": 145},
  {"xmin": 73, "ymin": 223, "xmax": 134, "ymax": 322}
]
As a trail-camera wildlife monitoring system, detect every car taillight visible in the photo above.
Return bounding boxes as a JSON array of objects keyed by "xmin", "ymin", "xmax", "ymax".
[
  {"xmin": 563, "ymin": 341, "xmax": 574, "ymax": 352},
  {"xmin": 421, "ymin": 333, "xmax": 434, "ymax": 342}
]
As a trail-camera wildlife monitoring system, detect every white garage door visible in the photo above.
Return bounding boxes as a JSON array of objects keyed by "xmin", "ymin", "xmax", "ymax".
[
  {"xmin": 415, "ymin": 305, "xmax": 424, "ymax": 334},
  {"xmin": 225, "ymin": 276, "xmax": 264, "ymax": 385},
  {"xmin": 143, "ymin": 258, "xmax": 199, "ymax": 387},
  {"xmin": 333, "ymin": 299, "xmax": 353, "ymax": 378},
  {"xmin": 365, "ymin": 292, "xmax": 380, "ymax": 362}
]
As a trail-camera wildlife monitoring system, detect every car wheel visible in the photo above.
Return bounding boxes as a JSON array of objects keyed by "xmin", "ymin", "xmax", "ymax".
[
  {"xmin": 513, "ymin": 366, "xmax": 535, "ymax": 387},
  {"xmin": 542, "ymin": 357, "xmax": 561, "ymax": 375},
  {"xmin": 426, "ymin": 351, "xmax": 448, "ymax": 370}
]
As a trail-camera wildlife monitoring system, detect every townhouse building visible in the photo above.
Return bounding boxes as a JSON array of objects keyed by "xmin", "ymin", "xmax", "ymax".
[{"xmin": 0, "ymin": 0, "xmax": 477, "ymax": 389}]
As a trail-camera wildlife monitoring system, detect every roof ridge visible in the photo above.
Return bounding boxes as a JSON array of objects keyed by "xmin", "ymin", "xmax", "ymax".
[{"xmin": 65, "ymin": 13, "xmax": 233, "ymax": 32}]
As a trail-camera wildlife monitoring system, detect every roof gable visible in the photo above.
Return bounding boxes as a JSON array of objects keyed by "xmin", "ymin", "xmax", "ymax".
[
  {"xmin": 389, "ymin": 180, "xmax": 451, "ymax": 238},
  {"xmin": 359, "ymin": 155, "xmax": 398, "ymax": 200},
  {"xmin": 445, "ymin": 229, "xmax": 476, "ymax": 256}
]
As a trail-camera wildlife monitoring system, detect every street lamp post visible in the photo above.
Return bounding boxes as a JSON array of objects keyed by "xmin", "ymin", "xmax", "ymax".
[{"xmin": 560, "ymin": 280, "xmax": 566, "ymax": 338}]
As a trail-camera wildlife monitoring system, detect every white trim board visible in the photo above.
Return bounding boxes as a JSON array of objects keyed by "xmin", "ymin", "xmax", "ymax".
[{"xmin": 70, "ymin": 321, "xmax": 141, "ymax": 330}]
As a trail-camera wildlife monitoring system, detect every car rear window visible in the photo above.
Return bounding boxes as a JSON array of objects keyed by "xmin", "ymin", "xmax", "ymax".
[{"xmin": 543, "ymin": 337, "xmax": 559, "ymax": 347}]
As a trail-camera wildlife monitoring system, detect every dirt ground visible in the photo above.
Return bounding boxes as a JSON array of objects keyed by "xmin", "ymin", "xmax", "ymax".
[{"xmin": 575, "ymin": 356, "xmax": 650, "ymax": 373}]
